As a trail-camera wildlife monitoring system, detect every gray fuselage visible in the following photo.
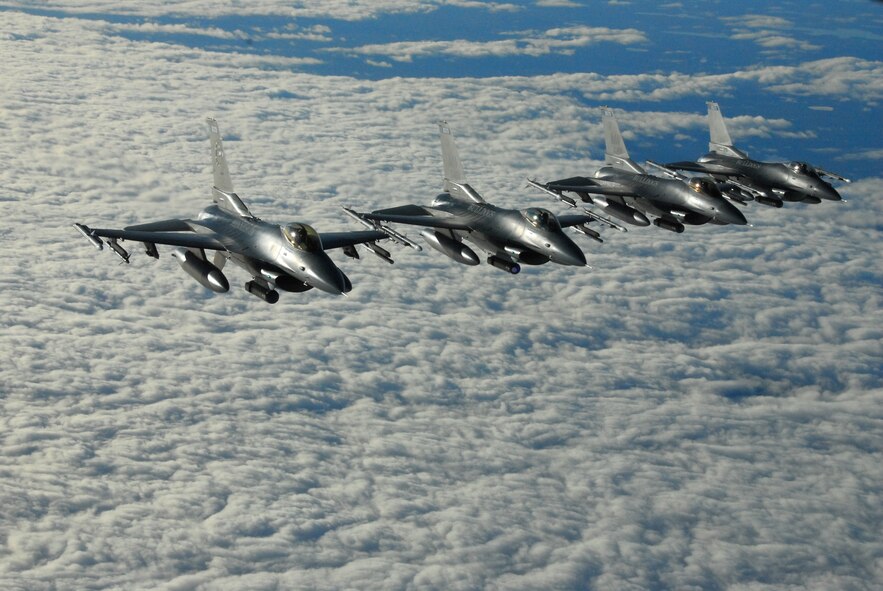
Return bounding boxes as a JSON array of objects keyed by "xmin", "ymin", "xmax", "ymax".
[
  {"xmin": 429, "ymin": 194, "xmax": 587, "ymax": 266},
  {"xmin": 594, "ymin": 166, "xmax": 747, "ymax": 226},
  {"xmin": 194, "ymin": 205, "xmax": 350, "ymax": 294},
  {"xmin": 697, "ymin": 153, "xmax": 842, "ymax": 202}
]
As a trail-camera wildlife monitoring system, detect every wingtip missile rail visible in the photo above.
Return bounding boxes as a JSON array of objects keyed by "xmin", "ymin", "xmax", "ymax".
[
  {"xmin": 813, "ymin": 167, "xmax": 851, "ymax": 184},
  {"xmin": 342, "ymin": 206, "xmax": 378, "ymax": 230},
  {"xmin": 645, "ymin": 160, "xmax": 687, "ymax": 181},
  {"xmin": 525, "ymin": 178, "xmax": 576, "ymax": 208},
  {"xmin": 73, "ymin": 223, "xmax": 104, "ymax": 250},
  {"xmin": 342, "ymin": 207, "xmax": 423, "ymax": 251}
]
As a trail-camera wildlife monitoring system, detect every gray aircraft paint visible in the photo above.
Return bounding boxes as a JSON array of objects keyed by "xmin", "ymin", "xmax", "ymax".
[
  {"xmin": 74, "ymin": 119, "xmax": 402, "ymax": 303},
  {"xmin": 542, "ymin": 108, "xmax": 748, "ymax": 233},
  {"xmin": 348, "ymin": 122, "xmax": 591, "ymax": 273},
  {"xmin": 666, "ymin": 102, "xmax": 850, "ymax": 205}
]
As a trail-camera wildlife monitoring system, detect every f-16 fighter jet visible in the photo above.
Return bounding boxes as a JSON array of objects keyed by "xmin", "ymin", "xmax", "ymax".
[
  {"xmin": 534, "ymin": 108, "xmax": 748, "ymax": 233},
  {"xmin": 666, "ymin": 101, "xmax": 850, "ymax": 207},
  {"xmin": 74, "ymin": 119, "xmax": 413, "ymax": 303},
  {"xmin": 344, "ymin": 122, "xmax": 591, "ymax": 274}
]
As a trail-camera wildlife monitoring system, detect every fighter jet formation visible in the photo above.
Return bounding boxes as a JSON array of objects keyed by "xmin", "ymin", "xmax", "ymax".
[
  {"xmin": 75, "ymin": 103, "xmax": 851, "ymax": 303},
  {"xmin": 532, "ymin": 108, "xmax": 748, "ymax": 234}
]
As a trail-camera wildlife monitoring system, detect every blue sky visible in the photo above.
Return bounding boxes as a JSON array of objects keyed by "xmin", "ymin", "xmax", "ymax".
[
  {"xmin": 0, "ymin": 1, "xmax": 881, "ymax": 589},
  {"xmin": 5, "ymin": 0, "xmax": 880, "ymax": 181}
]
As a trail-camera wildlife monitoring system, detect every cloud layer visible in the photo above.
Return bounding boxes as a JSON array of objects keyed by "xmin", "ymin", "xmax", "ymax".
[
  {"xmin": 0, "ymin": 0, "xmax": 507, "ymax": 20},
  {"xmin": 1, "ymin": 7, "xmax": 881, "ymax": 591},
  {"xmin": 325, "ymin": 26, "xmax": 648, "ymax": 62}
]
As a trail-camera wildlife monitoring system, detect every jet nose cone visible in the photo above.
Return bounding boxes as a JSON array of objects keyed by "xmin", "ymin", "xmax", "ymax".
[
  {"xmin": 310, "ymin": 263, "xmax": 350, "ymax": 295},
  {"xmin": 821, "ymin": 183, "xmax": 842, "ymax": 201},
  {"xmin": 716, "ymin": 199, "xmax": 748, "ymax": 226},
  {"xmin": 551, "ymin": 238, "xmax": 587, "ymax": 267}
]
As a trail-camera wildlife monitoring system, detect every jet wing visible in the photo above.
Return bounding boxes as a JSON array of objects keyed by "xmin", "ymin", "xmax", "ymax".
[
  {"xmin": 319, "ymin": 230, "xmax": 388, "ymax": 250},
  {"xmin": 89, "ymin": 227, "xmax": 227, "ymax": 250},
  {"xmin": 359, "ymin": 213, "xmax": 471, "ymax": 230},
  {"xmin": 665, "ymin": 160, "xmax": 741, "ymax": 177},
  {"xmin": 359, "ymin": 206, "xmax": 472, "ymax": 231},
  {"xmin": 547, "ymin": 182, "xmax": 637, "ymax": 198},
  {"xmin": 813, "ymin": 166, "xmax": 851, "ymax": 183},
  {"xmin": 556, "ymin": 214, "xmax": 595, "ymax": 228}
]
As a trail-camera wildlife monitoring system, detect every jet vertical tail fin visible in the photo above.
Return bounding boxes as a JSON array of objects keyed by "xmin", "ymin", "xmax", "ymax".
[
  {"xmin": 439, "ymin": 121, "xmax": 466, "ymax": 192},
  {"xmin": 602, "ymin": 108, "xmax": 644, "ymax": 174},
  {"xmin": 206, "ymin": 118, "xmax": 253, "ymax": 218},
  {"xmin": 438, "ymin": 121, "xmax": 485, "ymax": 203},
  {"xmin": 207, "ymin": 118, "xmax": 235, "ymax": 193},
  {"xmin": 706, "ymin": 101, "xmax": 747, "ymax": 158}
]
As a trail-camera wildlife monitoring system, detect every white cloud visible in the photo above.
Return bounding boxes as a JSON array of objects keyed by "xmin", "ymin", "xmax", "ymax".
[
  {"xmin": 492, "ymin": 56, "xmax": 883, "ymax": 104},
  {"xmin": 731, "ymin": 31, "xmax": 821, "ymax": 52},
  {"xmin": 101, "ymin": 21, "xmax": 248, "ymax": 40},
  {"xmin": 0, "ymin": 0, "xmax": 518, "ymax": 20},
  {"xmin": 837, "ymin": 148, "xmax": 883, "ymax": 161},
  {"xmin": 536, "ymin": 0, "xmax": 582, "ymax": 7},
  {"xmin": 324, "ymin": 25, "xmax": 647, "ymax": 62},
  {"xmin": 723, "ymin": 13, "xmax": 822, "ymax": 53},
  {"xmin": 263, "ymin": 25, "xmax": 335, "ymax": 43},
  {"xmin": 0, "ymin": 8, "xmax": 881, "ymax": 591},
  {"xmin": 445, "ymin": 0, "xmax": 521, "ymax": 12}
]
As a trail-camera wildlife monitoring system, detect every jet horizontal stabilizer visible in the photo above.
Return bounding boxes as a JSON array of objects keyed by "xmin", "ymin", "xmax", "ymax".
[{"xmin": 447, "ymin": 181, "xmax": 485, "ymax": 204}]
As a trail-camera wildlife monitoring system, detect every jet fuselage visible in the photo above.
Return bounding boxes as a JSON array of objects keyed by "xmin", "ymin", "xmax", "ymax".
[
  {"xmin": 594, "ymin": 166, "xmax": 747, "ymax": 226},
  {"xmin": 431, "ymin": 194, "xmax": 587, "ymax": 267},
  {"xmin": 697, "ymin": 153, "xmax": 842, "ymax": 203},
  {"xmin": 194, "ymin": 205, "xmax": 350, "ymax": 295}
]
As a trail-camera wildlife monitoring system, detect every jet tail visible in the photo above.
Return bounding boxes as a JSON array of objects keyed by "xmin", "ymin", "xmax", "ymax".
[
  {"xmin": 706, "ymin": 102, "xmax": 747, "ymax": 158},
  {"xmin": 206, "ymin": 118, "xmax": 254, "ymax": 218},
  {"xmin": 438, "ymin": 121, "xmax": 484, "ymax": 203},
  {"xmin": 602, "ymin": 108, "xmax": 644, "ymax": 174}
]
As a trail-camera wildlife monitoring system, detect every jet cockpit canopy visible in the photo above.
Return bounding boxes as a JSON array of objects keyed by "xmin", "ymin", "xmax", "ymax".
[
  {"xmin": 788, "ymin": 161, "xmax": 815, "ymax": 176},
  {"xmin": 522, "ymin": 208, "xmax": 561, "ymax": 232},
  {"xmin": 688, "ymin": 177, "xmax": 723, "ymax": 198},
  {"xmin": 282, "ymin": 223, "xmax": 322, "ymax": 253}
]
